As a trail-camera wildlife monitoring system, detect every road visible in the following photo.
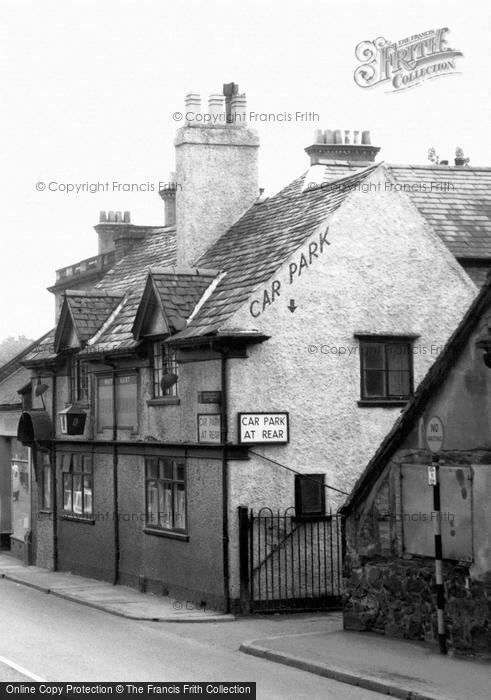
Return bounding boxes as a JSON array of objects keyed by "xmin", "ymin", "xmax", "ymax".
[{"xmin": 0, "ymin": 579, "xmax": 385, "ymax": 699}]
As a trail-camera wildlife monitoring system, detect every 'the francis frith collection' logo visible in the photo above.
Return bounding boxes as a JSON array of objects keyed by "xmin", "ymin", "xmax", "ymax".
[{"xmin": 354, "ymin": 28, "xmax": 463, "ymax": 92}]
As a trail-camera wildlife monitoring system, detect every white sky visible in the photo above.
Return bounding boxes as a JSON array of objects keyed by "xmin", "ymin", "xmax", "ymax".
[{"xmin": 0, "ymin": 0, "xmax": 489, "ymax": 339}]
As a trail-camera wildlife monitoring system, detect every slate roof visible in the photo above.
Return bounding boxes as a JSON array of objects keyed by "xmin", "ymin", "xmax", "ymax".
[
  {"xmin": 78, "ymin": 227, "xmax": 177, "ymax": 354},
  {"xmin": 0, "ymin": 330, "xmax": 54, "ymax": 401},
  {"xmin": 341, "ymin": 272, "xmax": 491, "ymax": 515},
  {"xmin": 63, "ymin": 291, "xmax": 123, "ymax": 344},
  {"xmin": 16, "ymin": 331, "xmax": 56, "ymax": 367},
  {"xmin": 149, "ymin": 270, "xmax": 216, "ymax": 333},
  {"xmin": 173, "ymin": 165, "xmax": 379, "ymax": 339},
  {"xmin": 389, "ymin": 165, "xmax": 491, "ymax": 259},
  {"xmin": 0, "ymin": 368, "xmax": 30, "ymax": 406}
]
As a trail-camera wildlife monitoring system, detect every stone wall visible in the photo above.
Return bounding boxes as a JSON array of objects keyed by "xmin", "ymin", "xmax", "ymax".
[
  {"xmin": 344, "ymin": 554, "xmax": 491, "ymax": 657},
  {"xmin": 343, "ymin": 445, "xmax": 491, "ymax": 657}
]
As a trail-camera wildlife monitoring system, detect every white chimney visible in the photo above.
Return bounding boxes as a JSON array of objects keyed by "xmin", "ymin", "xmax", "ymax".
[{"xmin": 174, "ymin": 83, "xmax": 259, "ymax": 268}]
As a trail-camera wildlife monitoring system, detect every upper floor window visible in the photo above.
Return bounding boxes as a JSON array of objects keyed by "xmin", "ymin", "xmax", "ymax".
[
  {"xmin": 358, "ymin": 336, "xmax": 413, "ymax": 404},
  {"xmin": 70, "ymin": 357, "xmax": 89, "ymax": 403},
  {"xmin": 152, "ymin": 343, "xmax": 178, "ymax": 398},
  {"xmin": 96, "ymin": 373, "xmax": 138, "ymax": 432}
]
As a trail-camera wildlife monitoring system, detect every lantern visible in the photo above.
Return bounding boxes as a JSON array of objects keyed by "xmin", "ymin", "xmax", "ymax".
[{"xmin": 58, "ymin": 405, "xmax": 87, "ymax": 435}]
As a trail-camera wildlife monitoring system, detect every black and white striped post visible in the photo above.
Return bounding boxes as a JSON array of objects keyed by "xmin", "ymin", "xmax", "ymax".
[{"xmin": 428, "ymin": 453, "xmax": 446, "ymax": 655}]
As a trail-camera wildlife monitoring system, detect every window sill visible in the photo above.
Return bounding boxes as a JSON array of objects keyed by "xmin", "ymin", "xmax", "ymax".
[
  {"xmin": 61, "ymin": 514, "xmax": 95, "ymax": 524},
  {"xmin": 147, "ymin": 397, "xmax": 180, "ymax": 406},
  {"xmin": 38, "ymin": 509, "xmax": 53, "ymax": 516},
  {"xmin": 143, "ymin": 527, "xmax": 188, "ymax": 541},
  {"xmin": 357, "ymin": 399, "xmax": 409, "ymax": 408}
]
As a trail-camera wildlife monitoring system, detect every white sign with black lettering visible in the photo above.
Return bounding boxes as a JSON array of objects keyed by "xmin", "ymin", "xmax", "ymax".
[
  {"xmin": 198, "ymin": 413, "xmax": 221, "ymax": 444},
  {"xmin": 238, "ymin": 412, "xmax": 289, "ymax": 444}
]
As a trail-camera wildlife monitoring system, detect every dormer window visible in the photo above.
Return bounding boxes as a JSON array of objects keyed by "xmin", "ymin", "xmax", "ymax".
[{"xmin": 152, "ymin": 343, "xmax": 178, "ymax": 398}]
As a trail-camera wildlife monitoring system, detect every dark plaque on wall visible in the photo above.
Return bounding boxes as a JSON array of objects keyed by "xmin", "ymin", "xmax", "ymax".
[{"xmin": 198, "ymin": 391, "xmax": 222, "ymax": 404}]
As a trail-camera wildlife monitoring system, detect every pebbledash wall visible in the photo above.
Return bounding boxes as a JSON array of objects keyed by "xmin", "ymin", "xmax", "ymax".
[
  {"xmin": 222, "ymin": 164, "xmax": 477, "ymax": 602},
  {"xmin": 28, "ymin": 165, "xmax": 479, "ymax": 611},
  {"xmin": 342, "ymin": 309, "xmax": 491, "ymax": 657}
]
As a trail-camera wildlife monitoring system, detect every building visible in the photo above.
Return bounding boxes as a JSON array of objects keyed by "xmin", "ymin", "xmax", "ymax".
[
  {"xmin": 0, "ymin": 333, "xmax": 52, "ymax": 560},
  {"xmin": 11, "ymin": 83, "xmax": 491, "ymax": 613},
  {"xmin": 342, "ymin": 274, "xmax": 491, "ymax": 656}
]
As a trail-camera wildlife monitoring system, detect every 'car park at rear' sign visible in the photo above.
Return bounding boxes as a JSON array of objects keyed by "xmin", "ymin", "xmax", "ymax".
[{"xmin": 238, "ymin": 412, "xmax": 289, "ymax": 444}]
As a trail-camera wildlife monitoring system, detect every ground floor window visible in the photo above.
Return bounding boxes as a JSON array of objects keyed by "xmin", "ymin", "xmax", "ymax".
[
  {"xmin": 295, "ymin": 474, "xmax": 326, "ymax": 517},
  {"xmin": 62, "ymin": 454, "xmax": 93, "ymax": 517},
  {"xmin": 145, "ymin": 457, "xmax": 186, "ymax": 532}
]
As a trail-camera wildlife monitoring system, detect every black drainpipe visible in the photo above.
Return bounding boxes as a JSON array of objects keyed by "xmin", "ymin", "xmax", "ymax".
[
  {"xmin": 106, "ymin": 360, "xmax": 119, "ymax": 585},
  {"xmin": 219, "ymin": 348, "xmax": 230, "ymax": 613}
]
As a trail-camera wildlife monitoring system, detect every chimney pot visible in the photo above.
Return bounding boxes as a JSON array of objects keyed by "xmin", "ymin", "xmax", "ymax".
[
  {"xmin": 123, "ymin": 211, "xmax": 130, "ymax": 223},
  {"xmin": 185, "ymin": 92, "xmax": 201, "ymax": 125},
  {"xmin": 99, "ymin": 211, "xmax": 107, "ymax": 223},
  {"xmin": 230, "ymin": 93, "xmax": 247, "ymax": 125},
  {"xmin": 304, "ymin": 127, "xmax": 380, "ymax": 165},
  {"xmin": 108, "ymin": 210, "xmax": 115, "ymax": 222},
  {"xmin": 208, "ymin": 94, "xmax": 226, "ymax": 125},
  {"xmin": 115, "ymin": 211, "xmax": 122, "ymax": 223},
  {"xmin": 314, "ymin": 129, "xmax": 325, "ymax": 144}
]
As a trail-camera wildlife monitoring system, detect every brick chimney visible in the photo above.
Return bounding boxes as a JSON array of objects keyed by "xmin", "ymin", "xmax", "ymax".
[
  {"xmin": 305, "ymin": 129, "xmax": 380, "ymax": 166},
  {"xmin": 174, "ymin": 83, "xmax": 259, "ymax": 267}
]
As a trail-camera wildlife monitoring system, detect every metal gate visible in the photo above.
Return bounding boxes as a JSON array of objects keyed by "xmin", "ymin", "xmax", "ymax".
[{"xmin": 238, "ymin": 506, "xmax": 344, "ymax": 613}]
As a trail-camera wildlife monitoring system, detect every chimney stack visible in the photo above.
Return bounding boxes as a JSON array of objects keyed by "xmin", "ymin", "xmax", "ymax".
[
  {"xmin": 305, "ymin": 128, "xmax": 381, "ymax": 165},
  {"xmin": 95, "ymin": 210, "xmax": 132, "ymax": 254},
  {"xmin": 174, "ymin": 82, "xmax": 259, "ymax": 268},
  {"xmin": 159, "ymin": 172, "xmax": 177, "ymax": 227}
]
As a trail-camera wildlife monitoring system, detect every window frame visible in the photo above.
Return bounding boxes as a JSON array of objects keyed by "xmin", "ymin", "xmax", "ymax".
[
  {"xmin": 61, "ymin": 453, "xmax": 94, "ymax": 520},
  {"xmin": 152, "ymin": 342, "xmax": 178, "ymax": 398},
  {"xmin": 70, "ymin": 356, "xmax": 90, "ymax": 404},
  {"xmin": 357, "ymin": 335, "xmax": 415, "ymax": 406},
  {"xmin": 95, "ymin": 372, "xmax": 138, "ymax": 433},
  {"xmin": 294, "ymin": 473, "xmax": 326, "ymax": 518},
  {"xmin": 41, "ymin": 451, "xmax": 52, "ymax": 511},
  {"xmin": 144, "ymin": 457, "xmax": 188, "ymax": 538}
]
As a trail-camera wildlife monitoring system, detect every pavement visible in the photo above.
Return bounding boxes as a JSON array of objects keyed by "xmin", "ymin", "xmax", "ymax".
[
  {"xmin": 240, "ymin": 624, "xmax": 491, "ymax": 700},
  {"xmin": 0, "ymin": 553, "xmax": 233, "ymax": 622},
  {"xmin": 2, "ymin": 552, "xmax": 489, "ymax": 698}
]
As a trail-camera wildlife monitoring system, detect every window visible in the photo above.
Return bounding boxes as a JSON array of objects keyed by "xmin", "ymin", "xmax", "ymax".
[
  {"xmin": 295, "ymin": 474, "xmax": 326, "ymax": 517},
  {"xmin": 62, "ymin": 454, "xmax": 93, "ymax": 517},
  {"xmin": 145, "ymin": 458, "xmax": 186, "ymax": 532},
  {"xmin": 96, "ymin": 373, "xmax": 138, "ymax": 432},
  {"xmin": 70, "ymin": 357, "xmax": 89, "ymax": 402},
  {"xmin": 359, "ymin": 337, "xmax": 413, "ymax": 403},
  {"xmin": 42, "ymin": 452, "xmax": 51, "ymax": 510},
  {"xmin": 152, "ymin": 343, "xmax": 178, "ymax": 397}
]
